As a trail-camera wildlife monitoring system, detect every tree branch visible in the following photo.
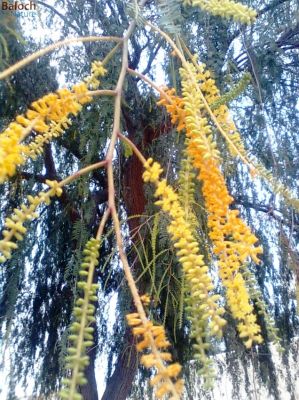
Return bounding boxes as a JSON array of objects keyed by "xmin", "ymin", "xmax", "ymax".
[
  {"xmin": 234, "ymin": 196, "xmax": 299, "ymax": 233},
  {"xmin": 36, "ymin": 1, "xmax": 81, "ymax": 35}
]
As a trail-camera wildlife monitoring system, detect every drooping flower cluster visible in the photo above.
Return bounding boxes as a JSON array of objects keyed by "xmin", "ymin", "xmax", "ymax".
[
  {"xmin": 0, "ymin": 84, "xmax": 90, "ymax": 183},
  {"xmin": 126, "ymin": 311, "xmax": 184, "ymax": 399},
  {"xmin": 23, "ymin": 83, "xmax": 92, "ymax": 156},
  {"xmin": 183, "ymin": 0, "xmax": 257, "ymax": 24},
  {"xmin": 210, "ymin": 72, "xmax": 251, "ymax": 110},
  {"xmin": 0, "ymin": 60, "xmax": 107, "ymax": 182},
  {"xmin": 176, "ymin": 152, "xmax": 197, "ymax": 331},
  {"xmin": 0, "ymin": 121, "xmax": 29, "ymax": 183},
  {"xmin": 143, "ymin": 158, "xmax": 226, "ymax": 381},
  {"xmin": 156, "ymin": 63, "xmax": 264, "ymax": 348},
  {"xmin": 191, "ymin": 63, "xmax": 299, "ymax": 211},
  {"xmin": 178, "ymin": 61, "xmax": 299, "ymax": 212},
  {"xmin": 0, "ymin": 180, "xmax": 62, "ymax": 262},
  {"xmin": 191, "ymin": 60, "xmax": 250, "ymax": 161},
  {"xmin": 60, "ymin": 238, "xmax": 100, "ymax": 400},
  {"xmin": 157, "ymin": 88, "xmax": 186, "ymax": 132},
  {"xmin": 84, "ymin": 60, "xmax": 107, "ymax": 89}
]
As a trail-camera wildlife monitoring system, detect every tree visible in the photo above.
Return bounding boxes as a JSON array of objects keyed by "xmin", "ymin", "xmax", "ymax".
[{"xmin": 0, "ymin": 1, "xmax": 298, "ymax": 399}]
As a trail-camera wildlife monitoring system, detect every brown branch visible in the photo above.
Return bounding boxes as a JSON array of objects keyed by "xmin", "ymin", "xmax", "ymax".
[
  {"xmin": 234, "ymin": 197, "xmax": 299, "ymax": 233},
  {"xmin": 44, "ymin": 143, "xmax": 57, "ymax": 179},
  {"xmin": 103, "ymin": 6, "xmax": 181, "ymax": 399},
  {"xmin": 0, "ymin": 36, "xmax": 122, "ymax": 80}
]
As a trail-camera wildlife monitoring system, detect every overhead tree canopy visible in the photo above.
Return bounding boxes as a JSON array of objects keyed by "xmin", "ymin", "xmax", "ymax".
[{"xmin": 0, "ymin": 1, "xmax": 298, "ymax": 399}]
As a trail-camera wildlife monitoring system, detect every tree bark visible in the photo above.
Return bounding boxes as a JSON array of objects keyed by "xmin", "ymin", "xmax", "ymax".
[
  {"xmin": 80, "ymin": 334, "xmax": 99, "ymax": 400},
  {"xmin": 101, "ymin": 329, "xmax": 138, "ymax": 400},
  {"xmin": 101, "ymin": 105, "xmax": 172, "ymax": 400},
  {"xmin": 101, "ymin": 140, "xmax": 142, "ymax": 400}
]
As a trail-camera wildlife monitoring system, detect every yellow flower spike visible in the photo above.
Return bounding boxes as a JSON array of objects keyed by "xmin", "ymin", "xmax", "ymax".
[
  {"xmin": 186, "ymin": 0, "xmax": 257, "ymax": 24},
  {"xmin": 142, "ymin": 158, "xmax": 226, "ymax": 384},
  {"xmin": 126, "ymin": 311, "xmax": 184, "ymax": 399},
  {"xmin": 60, "ymin": 237, "xmax": 101, "ymax": 400},
  {"xmin": 156, "ymin": 69, "xmax": 263, "ymax": 348},
  {"xmin": 0, "ymin": 180, "xmax": 62, "ymax": 262},
  {"xmin": 0, "ymin": 60, "xmax": 106, "ymax": 183}
]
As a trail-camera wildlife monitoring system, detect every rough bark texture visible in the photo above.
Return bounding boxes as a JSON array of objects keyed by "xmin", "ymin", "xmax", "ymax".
[
  {"xmin": 101, "ymin": 329, "xmax": 138, "ymax": 400},
  {"xmin": 80, "ymin": 337, "xmax": 99, "ymax": 400}
]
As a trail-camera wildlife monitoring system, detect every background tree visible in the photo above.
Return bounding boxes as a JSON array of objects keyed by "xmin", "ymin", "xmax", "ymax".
[{"xmin": 0, "ymin": 1, "xmax": 298, "ymax": 399}]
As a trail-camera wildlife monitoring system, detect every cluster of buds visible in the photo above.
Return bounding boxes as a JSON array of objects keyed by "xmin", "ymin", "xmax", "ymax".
[
  {"xmin": 84, "ymin": 60, "xmax": 107, "ymax": 89},
  {"xmin": 183, "ymin": 0, "xmax": 257, "ymax": 24},
  {"xmin": 0, "ymin": 180, "xmax": 62, "ymax": 263},
  {"xmin": 0, "ymin": 59, "xmax": 104, "ymax": 183},
  {"xmin": 143, "ymin": 158, "xmax": 226, "ymax": 384},
  {"xmin": 157, "ymin": 62, "xmax": 264, "ymax": 350},
  {"xmin": 126, "ymin": 312, "xmax": 184, "ymax": 399},
  {"xmin": 28, "ymin": 117, "xmax": 71, "ymax": 160},
  {"xmin": 60, "ymin": 238, "xmax": 101, "ymax": 400}
]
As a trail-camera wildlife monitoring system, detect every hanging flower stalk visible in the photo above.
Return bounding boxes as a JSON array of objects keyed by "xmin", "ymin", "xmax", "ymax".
[
  {"xmin": 157, "ymin": 63, "xmax": 263, "ymax": 348},
  {"xmin": 60, "ymin": 237, "xmax": 101, "ymax": 400},
  {"xmin": 143, "ymin": 158, "xmax": 226, "ymax": 383},
  {"xmin": 0, "ymin": 180, "xmax": 62, "ymax": 262},
  {"xmin": 0, "ymin": 61, "xmax": 107, "ymax": 182},
  {"xmin": 126, "ymin": 311, "xmax": 184, "ymax": 399}
]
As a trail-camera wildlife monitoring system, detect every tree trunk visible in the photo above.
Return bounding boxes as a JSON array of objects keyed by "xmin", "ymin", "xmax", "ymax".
[
  {"xmin": 101, "ymin": 110, "xmax": 172, "ymax": 400},
  {"xmin": 101, "ymin": 329, "xmax": 138, "ymax": 400},
  {"xmin": 80, "ymin": 343, "xmax": 99, "ymax": 400},
  {"xmin": 101, "ymin": 149, "xmax": 142, "ymax": 400}
]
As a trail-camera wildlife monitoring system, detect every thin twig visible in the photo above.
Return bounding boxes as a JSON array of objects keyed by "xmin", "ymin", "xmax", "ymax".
[
  {"xmin": 117, "ymin": 132, "xmax": 146, "ymax": 164},
  {"xmin": 0, "ymin": 36, "xmax": 123, "ymax": 80},
  {"xmin": 59, "ymin": 160, "xmax": 107, "ymax": 187},
  {"xmin": 87, "ymin": 89, "xmax": 117, "ymax": 97},
  {"xmin": 96, "ymin": 208, "xmax": 111, "ymax": 240},
  {"xmin": 127, "ymin": 67, "xmax": 172, "ymax": 102}
]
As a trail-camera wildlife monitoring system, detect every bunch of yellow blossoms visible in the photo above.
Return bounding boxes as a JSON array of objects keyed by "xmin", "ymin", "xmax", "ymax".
[
  {"xmin": 126, "ymin": 311, "xmax": 184, "ymax": 399},
  {"xmin": 143, "ymin": 158, "xmax": 226, "ymax": 381},
  {"xmin": 182, "ymin": 0, "xmax": 257, "ymax": 24},
  {"xmin": 0, "ymin": 180, "xmax": 62, "ymax": 262},
  {"xmin": 0, "ymin": 83, "xmax": 90, "ymax": 183},
  {"xmin": 84, "ymin": 60, "xmax": 107, "ymax": 89},
  {"xmin": 191, "ymin": 60, "xmax": 249, "ymax": 162},
  {"xmin": 182, "ymin": 64, "xmax": 263, "ymax": 347},
  {"xmin": 156, "ymin": 62, "xmax": 263, "ymax": 348},
  {"xmin": 0, "ymin": 61, "xmax": 107, "ymax": 183},
  {"xmin": 0, "ymin": 121, "xmax": 29, "ymax": 183}
]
